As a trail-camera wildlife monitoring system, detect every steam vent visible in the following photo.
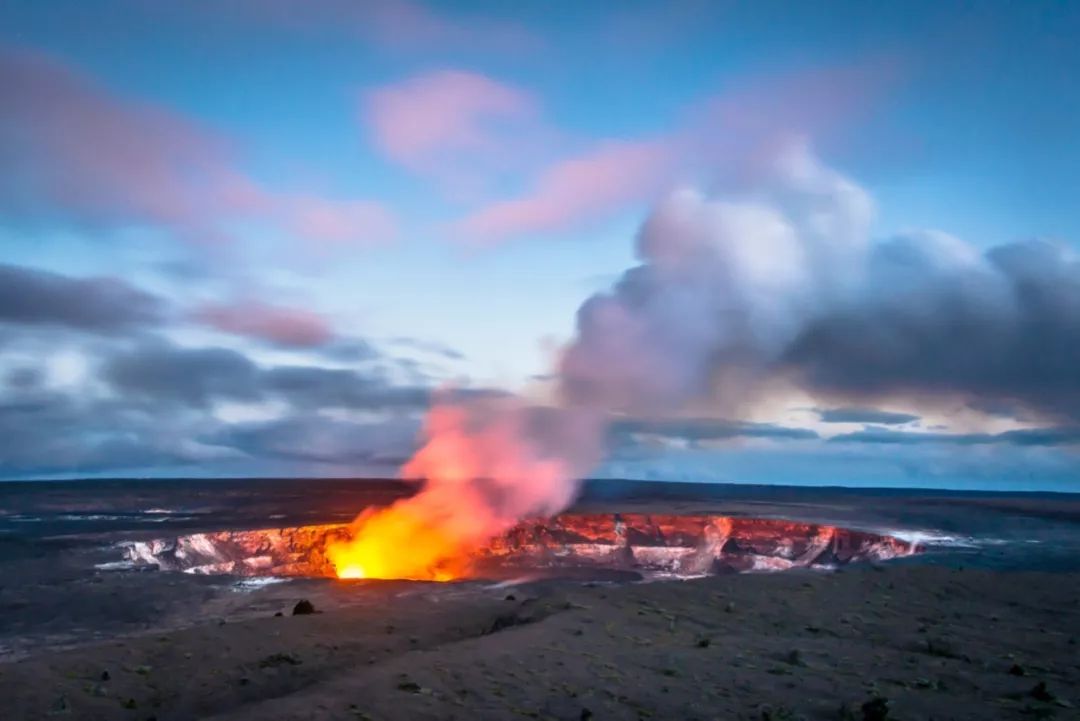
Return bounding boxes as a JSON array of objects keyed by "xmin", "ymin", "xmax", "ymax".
[{"xmin": 123, "ymin": 514, "xmax": 918, "ymax": 581}]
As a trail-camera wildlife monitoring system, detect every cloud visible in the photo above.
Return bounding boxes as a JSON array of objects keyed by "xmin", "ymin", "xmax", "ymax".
[
  {"xmin": 0, "ymin": 46, "xmax": 394, "ymax": 247},
  {"xmin": 830, "ymin": 427, "xmax": 1080, "ymax": 447},
  {"xmin": 280, "ymin": 196, "xmax": 398, "ymax": 247},
  {"xmin": 319, "ymin": 337, "xmax": 381, "ymax": 362},
  {"xmin": 560, "ymin": 141, "xmax": 874, "ymax": 412},
  {"xmin": 195, "ymin": 300, "xmax": 334, "ymax": 348},
  {"xmin": 0, "ymin": 325, "xmax": 451, "ymax": 476},
  {"xmin": 0, "ymin": 46, "xmax": 254, "ymax": 238},
  {"xmin": 611, "ymin": 417, "xmax": 819, "ymax": 444},
  {"xmin": 558, "ymin": 142, "xmax": 1080, "ymax": 437},
  {"xmin": 4, "ymin": 367, "xmax": 43, "ymax": 389},
  {"xmin": 455, "ymin": 139, "xmax": 676, "ymax": 244},
  {"xmin": 261, "ymin": 365, "xmax": 430, "ymax": 411},
  {"xmin": 450, "ymin": 62, "xmax": 891, "ymax": 246},
  {"xmin": 0, "ymin": 262, "xmax": 165, "ymax": 333},
  {"xmin": 388, "ymin": 336, "xmax": 466, "ymax": 360},
  {"xmin": 784, "ymin": 236, "xmax": 1080, "ymax": 421},
  {"xmin": 103, "ymin": 342, "xmax": 262, "ymax": 408},
  {"xmin": 365, "ymin": 70, "xmax": 537, "ymax": 174},
  {"xmin": 208, "ymin": 414, "xmax": 419, "ymax": 466},
  {"xmin": 101, "ymin": 339, "xmax": 432, "ymax": 411},
  {"xmin": 817, "ymin": 407, "xmax": 920, "ymax": 425},
  {"xmin": 0, "ymin": 387, "xmax": 229, "ymax": 476}
]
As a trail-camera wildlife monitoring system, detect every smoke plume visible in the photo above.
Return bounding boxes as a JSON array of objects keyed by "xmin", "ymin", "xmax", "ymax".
[{"xmin": 330, "ymin": 141, "xmax": 1080, "ymax": 579}]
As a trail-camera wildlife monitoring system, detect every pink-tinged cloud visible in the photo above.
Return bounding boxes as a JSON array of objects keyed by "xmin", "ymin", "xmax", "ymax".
[
  {"xmin": 452, "ymin": 61, "xmax": 898, "ymax": 246},
  {"xmin": 195, "ymin": 301, "xmax": 333, "ymax": 348},
  {"xmin": 455, "ymin": 139, "xmax": 678, "ymax": 245},
  {"xmin": 282, "ymin": 196, "xmax": 398, "ymax": 247},
  {"xmin": 365, "ymin": 69, "xmax": 537, "ymax": 172},
  {"xmin": 0, "ymin": 46, "xmax": 255, "ymax": 232},
  {"xmin": 0, "ymin": 45, "xmax": 395, "ymax": 248}
]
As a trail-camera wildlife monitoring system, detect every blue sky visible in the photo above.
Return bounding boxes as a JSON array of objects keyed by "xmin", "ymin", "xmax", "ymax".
[{"xmin": 1, "ymin": 0, "xmax": 1078, "ymax": 489}]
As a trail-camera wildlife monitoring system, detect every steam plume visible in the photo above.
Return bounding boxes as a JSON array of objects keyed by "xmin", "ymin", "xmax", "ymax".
[
  {"xmin": 330, "ymin": 141, "xmax": 1080, "ymax": 579},
  {"xmin": 565, "ymin": 141, "xmax": 1079, "ymax": 421},
  {"xmin": 327, "ymin": 395, "xmax": 602, "ymax": 579}
]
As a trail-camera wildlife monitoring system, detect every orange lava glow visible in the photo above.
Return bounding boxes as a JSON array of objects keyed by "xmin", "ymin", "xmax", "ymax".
[{"xmin": 325, "ymin": 502, "xmax": 469, "ymax": 581}]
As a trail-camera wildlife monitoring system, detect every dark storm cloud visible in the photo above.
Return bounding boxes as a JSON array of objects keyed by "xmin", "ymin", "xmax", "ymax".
[
  {"xmin": 0, "ymin": 262, "xmax": 165, "ymax": 333},
  {"xmin": 817, "ymin": 407, "xmax": 919, "ymax": 425},
  {"xmin": 784, "ymin": 238, "xmax": 1080, "ymax": 421},
  {"xmin": 0, "ymin": 388, "xmax": 211, "ymax": 475},
  {"xmin": 829, "ymin": 426, "xmax": 1080, "ymax": 447},
  {"xmin": 103, "ymin": 343, "xmax": 261, "ymax": 407},
  {"xmin": 102, "ymin": 340, "xmax": 431, "ymax": 411},
  {"xmin": 0, "ymin": 342, "xmax": 436, "ymax": 476},
  {"xmin": 611, "ymin": 417, "xmax": 819, "ymax": 443},
  {"xmin": 4, "ymin": 367, "xmax": 43, "ymax": 389},
  {"xmin": 261, "ymin": 366, "xmax": 430, "ymax": 410},
  {"xmin": 207, "ymin": 415, "xmax": 419, "ymax": 466}
]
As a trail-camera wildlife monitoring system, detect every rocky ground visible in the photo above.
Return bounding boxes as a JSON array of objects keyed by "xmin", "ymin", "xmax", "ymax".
[{"xmin": 2, "ymin": 565, "xmax": 1079, "ymax": 721}]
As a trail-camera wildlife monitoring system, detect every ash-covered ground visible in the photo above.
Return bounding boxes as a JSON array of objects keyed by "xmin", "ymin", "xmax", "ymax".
[{"xmin": 2, "ymin": 479, "xmax": 1080, "ymax": 720}]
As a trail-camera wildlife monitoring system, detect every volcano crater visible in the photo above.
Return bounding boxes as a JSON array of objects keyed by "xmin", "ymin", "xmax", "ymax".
[{"xmin": 120, "ymin": 513, "xmax": 919, "ymax": 582}]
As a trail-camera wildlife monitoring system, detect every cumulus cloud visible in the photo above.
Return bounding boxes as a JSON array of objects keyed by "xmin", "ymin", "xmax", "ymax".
[
  {"xmin": 559, "ymin": 142, "xmax": 1080, "ymax": 433},
  {"xmin": 785, "ymin": 237, "xmax": 1080, "ymax": 421},
  {"xmin": 560, "ymin": 141, "xmax": 874, "ymax": 412},
  {"xmin": 0, "ymin": 262, "xmax": 165, "ymax": 332},
  {"xmin": 345, "ymin": 139, "xmax": 1079, "ymax": 560}
]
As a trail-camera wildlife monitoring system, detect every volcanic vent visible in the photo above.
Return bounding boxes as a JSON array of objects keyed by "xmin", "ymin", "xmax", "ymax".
[{"xmin": 122, "ymin": 514, "xmax": 918, "ymax": 581}]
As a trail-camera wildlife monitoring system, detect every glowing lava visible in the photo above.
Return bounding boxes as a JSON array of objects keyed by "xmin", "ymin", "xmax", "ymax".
[
  {"xmin": 336, "ymin": 566, "xmax": 366, "ymax": 580},
  {"xmin": 324, "ymin": 499, "xmax": 474, "ymax": 581}
]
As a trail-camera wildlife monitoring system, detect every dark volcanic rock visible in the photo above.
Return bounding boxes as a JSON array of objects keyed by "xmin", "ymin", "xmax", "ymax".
[
  {"xmin": 292, "ymin": 599, "xmax": 315, "ymax": 616},
  {"xmin": 861, "ymin": 697, "xmax": 890, "ymax": 721}
]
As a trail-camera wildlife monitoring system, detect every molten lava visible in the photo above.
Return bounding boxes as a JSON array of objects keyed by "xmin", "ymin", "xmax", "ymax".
[{"xmin": 325, "ymin": 502, "xmax": 470, "ymax": 581}]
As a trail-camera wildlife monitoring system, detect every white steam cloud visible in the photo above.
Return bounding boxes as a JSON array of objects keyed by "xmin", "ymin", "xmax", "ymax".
[{"xmin": 560, "ymin": 141, "xmax": 875, "ymax": 413}]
